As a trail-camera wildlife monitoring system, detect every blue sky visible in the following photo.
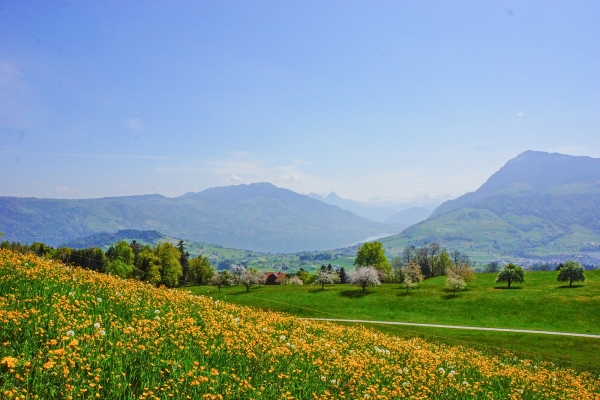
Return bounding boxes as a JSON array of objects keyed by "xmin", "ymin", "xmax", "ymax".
[{"xmin": 1, "ymin": 1, "xmax": 599, "ymax": 202}]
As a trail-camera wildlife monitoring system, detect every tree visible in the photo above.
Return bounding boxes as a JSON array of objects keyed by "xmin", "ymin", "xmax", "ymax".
[
  {"xmin": 495, "ymin": 263, "xmax": 524, "ymax": 288},
  {"xmin": 229, "ymin": 265, "xmax": 246, "ymax": 285},
  {"xmin": 239, "ymin": 268, "xmax": 263, "ymax": 292},
  {"xmin": 557, "ymin": 260, "xmax": 586, "ymax": 287},
  {"xmin": 210, "ymin": 270, "xmax": 233, "ymax": 292},
  {"xmin": 434, "ymin": 251, "xmax": 453, "ymax": 277},
  {"xmin": 188, "ymin": 255, "xmax": 214, "ymax": 285},
  {"xmin": 314, "ymin": 268, "xmax": 340, "ymax": 290},
  {"xmin": 135, "ymin": 249, "xmax": 162, "ymax": 284},
  {"xmin": 348, "ymin": 266, "xmax": 381, "ymax": 292},
  {"xmin": 485, "ymin": 261, "xmax": 500, "ymax": 273},
  {"xmin": 426, "ymin": 243, "xmax": 441, "ymax": 278},
  {"xmin": 414, "ymin": 246, "xmax": 430, "ymax": 277},
  {"xmin": 177, "ymin": 240, "xmax": 190, "ymax": 285},
  {"xmin": 390, "ymin": 257, "xmax": 403, "ymax": 283},
  {"xmin": 297, "ymin": 268, "xmax": 315, "ymax": 284},
  {"xmin": 154, "ymin": 242, "xmax": 183, "ymax": 288},
  {"xmin": 451, "ymin": 264, "xmax": 476, "ymax": 283},
  {"xmin": 450, "ymin": 250, "xmax": 469, "ymax": 266},
  {"xmin": 288, "ymin": 276, "xmax": 303, "ymax": 285},
  {"xmin": 445, "ymin": 265, "xmax": 474, "ymax": 295},
  {"xmin": 399, "ymin": 262, "xmax": 424, "ymax": 293},
  {"xmin": 106, "ymin": 241, "xmax": 134, "ymax": 278},
  {"xmin": 354, "ymin": 242, "xmax": 391, "ymax": 279},
  {"xmin": 445, "ymin": 274, "xmax": 465, "ymax": 295},
  {"xmin": 400, "ymin": 245, "xmax": 416, "ymax": 265},
  {"xmin": 106, "ymin": 241, "xmax": 134, "ymax": 265},
  {"xmin": 70, "ymin": 247, "xmax": 107, "ymax": 273},
  {"xmin": 339, "ymin": 267, "xmax": 347, "ymax": 284}
]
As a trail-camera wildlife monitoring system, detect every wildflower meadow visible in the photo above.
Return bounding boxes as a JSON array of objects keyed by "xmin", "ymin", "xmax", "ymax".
[{"xmin": 1, "ymin": 250, "xmax": 599, "ymax": 399}]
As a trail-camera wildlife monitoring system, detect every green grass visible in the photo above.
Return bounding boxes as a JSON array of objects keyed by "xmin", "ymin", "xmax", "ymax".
[{"xmin": 190, "ymin": 270, "xmax": 600, "ymax": 369}]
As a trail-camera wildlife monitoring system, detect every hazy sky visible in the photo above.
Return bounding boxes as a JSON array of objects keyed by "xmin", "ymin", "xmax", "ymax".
[{"xmin": 1, "ymin": 1, "xmax": 599, "ymax": 202}]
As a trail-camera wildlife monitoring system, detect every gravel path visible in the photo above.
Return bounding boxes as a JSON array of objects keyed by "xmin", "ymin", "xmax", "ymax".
[{"xmin": 308, "ymin": 318, "xmax": 600, "ymax": 339}]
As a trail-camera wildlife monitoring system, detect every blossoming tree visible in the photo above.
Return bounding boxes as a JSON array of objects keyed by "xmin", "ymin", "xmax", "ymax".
[{"xmin": 348, "ymin": 266, "xmax": 381, "ymax": 292}]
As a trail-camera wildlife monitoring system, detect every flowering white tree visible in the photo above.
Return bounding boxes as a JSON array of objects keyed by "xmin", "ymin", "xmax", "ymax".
[
  {"xmin": 314, "ymin": 269, "xmax": 340, "ymax": 290},
  {"xmin": 348, "ymin": 266, "xmax": 381, "ymax": 292},
  {"xmin": 400, "ymin": 262, "xmax": 424, "ymax": 293},
  {"xmin": 288, "ymin": 276, "xmax": 303, "ymax": 285},
  {"xmin": 445, "ymin": 273, "xmax": 465, "ymax": 295},
  {"xmin": 239, "ymin": 269, "xmax": 263, "ymax": 292},
  {"xmin": 229, "ymin": 265, "xmax": 246, "ymax": 285},
  {"xmin": 210, "ymin": 270, "xmax": 233, "ymax": 292}
]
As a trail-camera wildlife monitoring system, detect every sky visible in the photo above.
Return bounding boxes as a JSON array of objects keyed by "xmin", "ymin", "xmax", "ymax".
[{"xmin": 1, "ymin": 1, "xmax": 599, "ymax": 203}]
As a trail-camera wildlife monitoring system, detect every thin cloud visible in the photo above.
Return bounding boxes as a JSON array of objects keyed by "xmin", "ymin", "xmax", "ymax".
[
  {"xmin": 0, "ymin": 150, "xmax": 177, "ymax": 160},
  {"xmin": 126, "ymin": 117, "xmax": 144, "ymax": 133}
]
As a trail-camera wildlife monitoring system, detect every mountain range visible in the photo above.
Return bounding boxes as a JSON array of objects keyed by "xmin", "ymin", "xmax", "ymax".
[
  {"xmin": 0, "ymin": 182, "xmax": 396, "ymax": 253},
  {"xmin": 382, "ymin": 151, "xmax": 600, "ymax": 262}
]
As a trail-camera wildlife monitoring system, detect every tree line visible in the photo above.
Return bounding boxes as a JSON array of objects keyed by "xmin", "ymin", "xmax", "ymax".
[{"xmin": 0, "ymin": 238, "xmax": 213, "ymax": 288}]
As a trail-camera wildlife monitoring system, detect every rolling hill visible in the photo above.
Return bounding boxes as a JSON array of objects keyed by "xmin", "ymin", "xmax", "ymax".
[
  {"xmin": 0, "ymin": 182, "xmax": 394, "ymax": 253},
  {"xmin": 381, "ymin": 151, "xmax": 600, "ymax": 262}
]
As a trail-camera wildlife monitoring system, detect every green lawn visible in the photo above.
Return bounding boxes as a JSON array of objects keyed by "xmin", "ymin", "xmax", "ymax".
[{"xmin": 189, "ymin": 270, "xmax": 600, "ymax": 370}]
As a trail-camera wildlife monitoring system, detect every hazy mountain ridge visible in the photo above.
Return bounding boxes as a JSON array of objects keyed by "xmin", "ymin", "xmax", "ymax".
[
  {"xmin": 383, "ymin": 151, "xmax": 600, "ymax": 261},
  {"xmin": 0, "ymin": 183, "xmax": 394, "ymax": 253},
  {"xmin": 307, "ymin": 191, "xmax": 442, "ymax": 224}
]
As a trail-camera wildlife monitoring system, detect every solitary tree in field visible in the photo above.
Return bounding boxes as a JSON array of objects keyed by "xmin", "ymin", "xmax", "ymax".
[
  {"xmin": 495, "ymin": 263, "xmax": 524, "ymax": 288},
  {"xmin": 445, "ymin": 264, "xmax": 474, "ymax": 295},
  {"xmin": 557, "ymin": 260, "xmax": 586, "ymax": 287},
  {"xmin": 314, "ymin": 268, "xmax": 340, "ymax": 290},
  {"xmin": 348, "ymin": 266, "xmax": 381, "ymax": 292},
  {"xmin": 445, "ymin": 274, "xmax": 465, "ymax": 295}
]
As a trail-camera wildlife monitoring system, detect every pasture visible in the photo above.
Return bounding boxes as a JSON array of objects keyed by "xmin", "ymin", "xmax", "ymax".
[{"xmin": 190, "ymin": 270, "xmax": 600, "ymax": 369}]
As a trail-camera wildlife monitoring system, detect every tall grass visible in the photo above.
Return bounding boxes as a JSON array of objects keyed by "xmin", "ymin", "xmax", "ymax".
[{"xmin": 1, "ymin": 250, "xmax": 599, "ymax": 399}]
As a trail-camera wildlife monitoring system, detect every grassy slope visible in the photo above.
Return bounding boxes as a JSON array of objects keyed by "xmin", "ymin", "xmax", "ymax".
[
  {"xmin": 6, "ymin": 251, "xmax": 600, "ymax": 399},
  {"xmin": 190, "ymin": 271, "xmax": 600, "ymax": 369}
]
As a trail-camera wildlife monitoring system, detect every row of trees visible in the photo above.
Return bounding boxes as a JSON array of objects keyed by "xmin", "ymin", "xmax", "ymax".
[
  {"xmin": 0, "ymin": 238, "xmax": 214, "ymax": 288},
  {"xmin": 493, "ymin": 261, "xmax": 586, "ymax": 289},
  {"xmin": 352, "ymin": 241, "xmax": 471, "ymax": 283}
]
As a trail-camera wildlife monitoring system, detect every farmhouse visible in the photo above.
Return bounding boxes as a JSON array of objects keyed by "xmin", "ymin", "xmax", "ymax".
[{"xmin": 265, "ymin": 272, "xmax": 287, "ymax": 285}]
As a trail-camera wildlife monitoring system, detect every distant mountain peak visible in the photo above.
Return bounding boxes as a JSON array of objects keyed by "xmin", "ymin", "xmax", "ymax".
[
  {"xmin": 431, "ymin": 150, "xmax": 600, "ymax": 218},
  {"xmin": 247, "ymin": 182, "xmax": 277, "ymax": 188},
  {"xmin": 326, "ymin": 191, "xmax": 341, "ymax": 200}
]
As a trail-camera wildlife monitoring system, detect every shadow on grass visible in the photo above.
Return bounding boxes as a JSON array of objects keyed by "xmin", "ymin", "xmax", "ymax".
[
  {"xmin": 226, "ymin": 287, "xmax": 262, "ymax": 296},
  {"xmin": 442, "ymin": 293, "xmax": 461, "ymax": 300},
  {"xmin": 339, "ymin": 290, "xmax": 373, "ymax": 298},
  {"xmin": 396, "ymin": 291, "xmax": 414, "ymax": 297},
  {"xmin": 556, "ymin": 285, "xmax": 585, "ymax": 289},
  {"xmin": 493, "ymin": 286, "xmax": 522, "ymax": 290}
]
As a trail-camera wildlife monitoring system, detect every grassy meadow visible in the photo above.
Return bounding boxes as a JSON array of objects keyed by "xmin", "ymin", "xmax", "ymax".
[
  {"xmin": 2, "ymin": 250, "xmax": 600, "ymax": 399},
  {"xmin": 190, "ymin": 270, "xmax": 600, "ymax": 369}
]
